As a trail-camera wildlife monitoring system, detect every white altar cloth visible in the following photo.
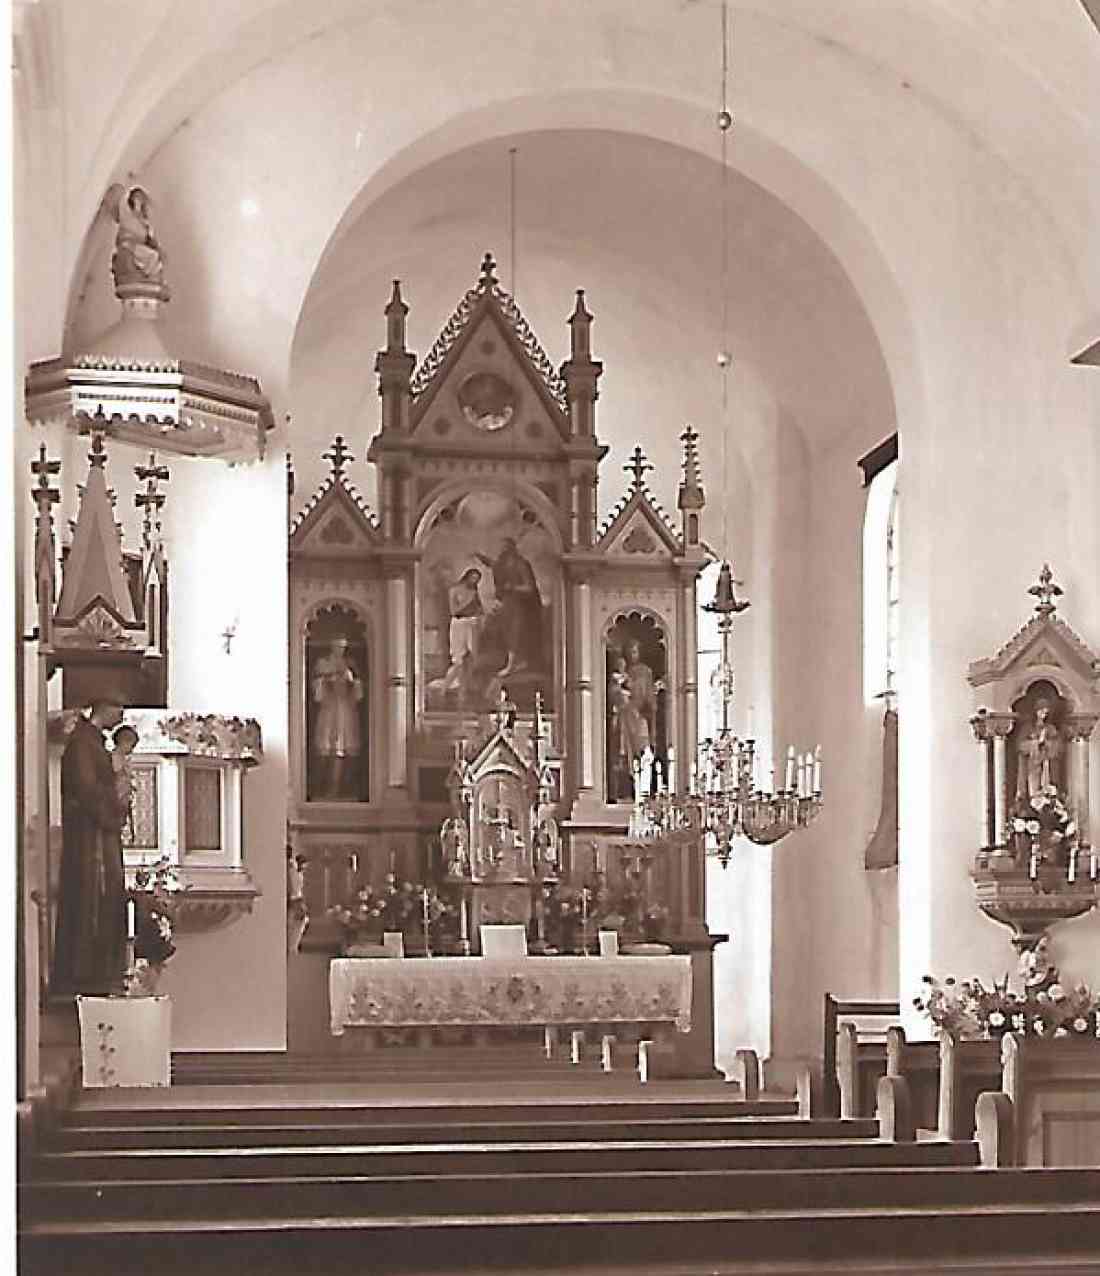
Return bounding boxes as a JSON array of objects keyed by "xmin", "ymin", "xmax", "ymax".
[
  {"xmin": 77, "ymin": 995, "xmax": 171, "ymax": 1088},
  {"xmin": 329, "ymin": 955, "xmax": 692, "ymax": 1036}
]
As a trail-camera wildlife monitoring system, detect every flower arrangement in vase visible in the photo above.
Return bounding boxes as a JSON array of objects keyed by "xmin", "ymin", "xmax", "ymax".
[
  {"xmin": 915, "ymin": 970, "xmax": 1100, "ymax": 1040},
  {"xmin": 1009, "ymin": 784, "xmax": 1078, "ymax": 890},
  {"xmin": 126, "ymin": 858, "xmax": 185, "ymax": 995}
]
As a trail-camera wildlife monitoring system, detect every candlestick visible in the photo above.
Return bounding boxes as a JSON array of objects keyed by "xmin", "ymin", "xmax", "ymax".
[
  {"xmin": 422, "ymin": 888, "xmax": 431, "ymax": 956},
  {"xmin": 601, "ymin": 1034, "xmax": 614, "ymax": 1073},
  {"xmin": 127, "ymin": 899, "xmax": 136, "ymax": 940}
]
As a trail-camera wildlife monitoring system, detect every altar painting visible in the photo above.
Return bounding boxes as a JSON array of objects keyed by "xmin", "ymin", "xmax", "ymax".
[{"xmin": 422, "ymin": 490, "xmax": 557, "ymax": 713}]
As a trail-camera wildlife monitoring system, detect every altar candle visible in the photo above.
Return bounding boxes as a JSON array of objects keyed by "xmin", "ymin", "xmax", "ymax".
[
  {"xmin": 1029, "ymin": 848, "xmax": 1039, "ymax": 880},
  {"xmin": 638, "ymin": 1039, "xmax": 650, "ymax": 1084},
  {"xmin": 1069, "ymin": 847, "xmax": 1077, "ymax": 884},
  {"xmin": 350, "ymin": 852, "xmax": 358, "ymax": 874},
  {"xmin": 812, "ymin": 746, "xmax": 822, "ymax": 795},
  {"xmin": 667, "ymin": 747, "xmax": 676, "ymax": 795},
  {"xmin": 422, "ymin": 888, "xmax": 431, "ymax": 952},
  {"xmin": 127, "ymin": 899, "xmax": 136, "ymax": 940},
  {"xmin": 544, "ymin": 1026, "xmax": 555, "ymax": 1059},
  {"xmin": 571, "ymin": 1030, "xmax": 583, "ymax": 1065},
  {"xmin": 1091, "ymin": 848, "xmax": 1097, "ymax": 881},
  {"xmin": 459, "ymin": 897, "xmax": 469, "ymax": 943},
  {"xmin": 785, "ymin": 746, "xmax": 796, "ymax": 793},
  {"xmin": 389, "ymin": 850, "xmax": 396, "ymax": 874},
  {"xmin": 601, "ymin": 1034, "xmax": 615, "ymax": 1073}
]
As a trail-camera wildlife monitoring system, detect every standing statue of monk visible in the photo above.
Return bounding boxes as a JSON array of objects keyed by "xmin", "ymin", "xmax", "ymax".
[{"xmin": 51, "ymin": 700, "xmax": 129, "ymax": 995}]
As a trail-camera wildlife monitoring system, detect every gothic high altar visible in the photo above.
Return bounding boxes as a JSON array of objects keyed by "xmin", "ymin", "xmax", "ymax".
[{"xmin": 289, "ymin": 255, "xmax": 722, "ymax": 1072}]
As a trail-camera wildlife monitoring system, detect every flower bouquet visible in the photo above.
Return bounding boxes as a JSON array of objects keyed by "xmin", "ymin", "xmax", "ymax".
[
  {"xmin": 915, "ymin": 970, "xmax": 1100, "ymax": 1040},
  {"xmin": 1010, "ymin": 785, "xmax": 1077, "ymax": 890},
  {"xmin": 126, "ymin": 858, "xmax": 185, "ymax": 994}
]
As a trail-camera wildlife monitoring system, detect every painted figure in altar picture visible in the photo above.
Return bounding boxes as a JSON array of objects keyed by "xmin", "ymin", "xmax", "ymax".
[
  {"xmin": 606, "ymin": 618, "xmax": 667, "ymax": 802},
  {"xmin": 308, "ymin": 634, "xmax": 368, "ymax": 801},
  {"xmin": 422, "ymin": 491, "xmax": 556, "ymax": 713},
  {"xmin": 52, "ymin": 698, "xmax": 129, "ymax": 995},
  {"xmin": 1014, "ymin": 693, "xmax": 1064, "ymax": 800},
  {"xmin": 475, "ymin": 537, "xmax": 545, "ymax": 680}
]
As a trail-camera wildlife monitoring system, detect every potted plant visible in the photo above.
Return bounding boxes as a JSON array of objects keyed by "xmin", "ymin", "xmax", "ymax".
[{"xmin": 126, "ymin": 858, "xmax": 185, "ymax": 995}]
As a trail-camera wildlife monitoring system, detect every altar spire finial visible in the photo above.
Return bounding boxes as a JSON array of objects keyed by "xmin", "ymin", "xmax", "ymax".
[
  {"xmin": 479, "ymin": 252, "xmax": 498, "ymax": 291},
  {"xmin": 134, "ymin": 451, "xmax": 170, "ymax": 551},
  {"xmin": 1028, "ymin": 564, "xmax": 1063, "ymax": 617},
  {"xmin": 322, "ymin": 435, "xmax": 353, "ymax": 480},
  {"xmin": 625, "ymin": 445, "xmax": 653, "ymax": 492}
]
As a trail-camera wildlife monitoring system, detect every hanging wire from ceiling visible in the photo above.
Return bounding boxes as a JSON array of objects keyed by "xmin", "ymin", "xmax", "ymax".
[{"xmin": 717, "ymin": 0, "xmax": 734, "ymax": 561}]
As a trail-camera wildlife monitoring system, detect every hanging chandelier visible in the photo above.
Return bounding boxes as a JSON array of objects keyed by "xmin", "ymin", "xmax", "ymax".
[
  {"xmin": 624, "ymin": 2, "xmax": 822, "ymax": 867},
  {"xmin": 626, "ymin": 564, "xmax": 822, "ymax": 866}
]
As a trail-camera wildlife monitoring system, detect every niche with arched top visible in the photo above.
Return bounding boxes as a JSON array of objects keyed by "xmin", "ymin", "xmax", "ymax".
[{"xmin": 605, "ymin": 611, "xmax": 668, "ymax": 803}]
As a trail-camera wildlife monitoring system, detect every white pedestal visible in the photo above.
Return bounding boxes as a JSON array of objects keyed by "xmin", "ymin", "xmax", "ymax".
[{"xmin": 77, "ymin": 995, "xmax": 172, "ymax": 1088}]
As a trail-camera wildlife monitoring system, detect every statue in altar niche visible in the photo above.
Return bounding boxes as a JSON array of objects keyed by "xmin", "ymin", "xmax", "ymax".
[
  {"xmin": 1013, "ymin": 693, "xmax": 1064, "ymax": 801},
  {"xmin": 306, "ymin": 616, "xmax": 369, "ymax": 802},
  {"xmin": 606, "ymin": 616, "xmax": 667, "ymax": 802},
  {"xmin": 52, "ymin": 697, "xmax": 130, "ymax": 995}
]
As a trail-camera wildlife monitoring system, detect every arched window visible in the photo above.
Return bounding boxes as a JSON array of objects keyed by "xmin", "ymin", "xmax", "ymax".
[{"xmin": 863, "ymin": 459, "xmax": 899, "ymax": 704}]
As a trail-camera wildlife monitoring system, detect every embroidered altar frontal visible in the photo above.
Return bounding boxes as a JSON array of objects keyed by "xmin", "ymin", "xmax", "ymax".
[{"xmin": 329, "ymin": 955, "xmax": 693, "ymax": 1036}]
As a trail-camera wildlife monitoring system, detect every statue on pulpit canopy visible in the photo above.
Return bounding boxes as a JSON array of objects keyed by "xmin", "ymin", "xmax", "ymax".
[
  {"xmin": 52, "ymin": 698, "xmax": 129, "ymax": 995},
  {"xmin": 111, "ymin": 185, "xmax": 166, "ymax": 289},
  {"xmin": 1014, "ymin": 696, "xmax": 1064, "ymax": 800}
]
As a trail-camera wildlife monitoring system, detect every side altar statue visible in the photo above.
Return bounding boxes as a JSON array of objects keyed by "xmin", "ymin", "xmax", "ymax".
[{"xmin": 969, "ymin": 565, "xmax": 1100, "ymax": 955}]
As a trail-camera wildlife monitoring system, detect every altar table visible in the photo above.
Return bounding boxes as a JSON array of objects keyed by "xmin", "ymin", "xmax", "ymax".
[
  {"xmin": 77, "ymin": 994, "xmax": 172, "ymax": 1088},
  {"xmin": 329, "ymin": 955, "xmax": 693, "ymax": 1037}
]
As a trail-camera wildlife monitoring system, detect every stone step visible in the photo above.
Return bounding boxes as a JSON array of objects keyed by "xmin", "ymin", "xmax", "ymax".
[
  {"xmin": 19, "ymin": 1198, "xmax": 1100, "ymax": 1276},
  {"xmin": 61, "ymin": 1094, "xmax": 800, "ymax": 1129},
  {"xmin": 51, "ymin": 1113, "xmax": 859, "ymax": 1150},
  {"xmin": 33, "ymin": 1161, "xmax": 1096, "ymax": 1225},
  {"xmin": 29, "ymin": 1135, "xmax": 978, "ymax": 1182}
]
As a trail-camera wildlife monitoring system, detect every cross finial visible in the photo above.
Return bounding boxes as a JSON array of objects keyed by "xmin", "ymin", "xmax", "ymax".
[
  {"xmin": 625, "ymin": 446, "xmax": 653, "ymax": 491},
  {"xmin": 31, "ymin": 443, "xmax": 61, "ymax": 508},
  {"xmin": 134, "ymin": 452, "xmax": 170, "ymax": 549},
  {"xmin": 478, "ymin": 252, "xmax": 498, "ymax": 290},
  {"xmin": 322, "ymin": 435, "xmax": 353, "ymax": 479},
  {"xmin": 1028, "ymin": 563, "xmax": 1063, "ymax": 617}
]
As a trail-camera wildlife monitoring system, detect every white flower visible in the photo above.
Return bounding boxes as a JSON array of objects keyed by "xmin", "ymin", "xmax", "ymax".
[
  {"xmin": 1073, "ymin": 1017, "xmax": 1089, "ymax": 1032},
  {"xmin": 1051, "ymin": 830, "xmax": 1063, "ymax": 842},
  {"xmin": 1033, "ymin": 1019, "xmax": 1046, "ymax": 1035},
  {"xmin": 1026, "ymin": 820, "xmax": 1041, "ymax": 835},
  {"xmin": 1054, "ymin": 1027, "xmax": 1069, "ymax": 1038},
  {"xmin": 1049, "ymin": 984, "xmax": 1065, "ymax": 1001},
  {"xmin": 988, "ymin": 1011, "xmax": 1006, "ymax": 1027},
  {"xmin": 1012, "ymin": 818, "xmax": 1027, "ymax": 833},
  {"xmin": 1066, "ymin": 822, "xmax": 1077, "ymax": 836}
]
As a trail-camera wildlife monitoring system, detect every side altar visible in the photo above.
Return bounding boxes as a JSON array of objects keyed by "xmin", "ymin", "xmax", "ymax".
[{"xmin": 288, "ymin": 255, "xmax": 725, "ymax": 1073}]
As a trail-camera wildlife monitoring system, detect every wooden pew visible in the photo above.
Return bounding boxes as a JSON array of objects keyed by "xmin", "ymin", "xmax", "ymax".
[
  {"xmin": 834, "ymin": 1014, "xmax": 999, "ymax": 1138},
  {"xmin": 823, "ymin": 995, "xmax": 898, "ymax": 1116},
  {"xmin": 999, "ymin": 1032, "xmax": 1100, "ymax": 1166}
]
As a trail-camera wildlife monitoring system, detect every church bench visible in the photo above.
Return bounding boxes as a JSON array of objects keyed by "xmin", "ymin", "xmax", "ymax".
[
  {"xmin": 835, "ymin": 1018, "xmax": 1001, "ymax": 1138},
  {"xmin": 822, "ymin": 993, "xmax": 899, "ymax": 1116}
]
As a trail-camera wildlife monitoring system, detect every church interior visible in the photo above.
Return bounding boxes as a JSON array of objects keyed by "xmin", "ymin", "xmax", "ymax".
[{"xmin": 10, "ymin": 1, "xmax": 1100, "ymax": 1272}]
